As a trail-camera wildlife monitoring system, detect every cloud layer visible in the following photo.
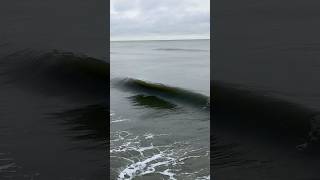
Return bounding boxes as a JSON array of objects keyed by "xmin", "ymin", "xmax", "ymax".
[{"xmin": 111, "ymin": 0, "xmax": 210, "ymax": 40}]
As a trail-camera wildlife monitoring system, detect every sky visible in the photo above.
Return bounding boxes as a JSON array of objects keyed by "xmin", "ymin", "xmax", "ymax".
[{"xmin": 111, "ymin": 0, "xmax": 210, "ymax": 41}]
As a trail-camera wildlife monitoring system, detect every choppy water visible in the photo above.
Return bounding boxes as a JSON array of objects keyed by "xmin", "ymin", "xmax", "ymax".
[{"xmin": 110, "ymin": 40, "xmax": 210, "ymax": 179}]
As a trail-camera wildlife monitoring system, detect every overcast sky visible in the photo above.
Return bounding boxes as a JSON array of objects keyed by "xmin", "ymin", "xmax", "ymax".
[{"xmin": 111, "ymin": 0, "xmax": 210, "ymax": 41}]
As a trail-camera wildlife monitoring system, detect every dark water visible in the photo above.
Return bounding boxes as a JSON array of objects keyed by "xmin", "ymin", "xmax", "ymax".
[
  {"xmin": 213, "ymin": 0, "xmax": 320, "ymax": 179},
  {"xmin": 110, "ymin": 40, "xmax": 210, "ymax": 179},
  {"xmin": 0, "ymin": 49, "xmax": 108, "ymax": 179},
  {"xmin": 0, "ymin": 0, "xmax": 108, "ymax": 178}
]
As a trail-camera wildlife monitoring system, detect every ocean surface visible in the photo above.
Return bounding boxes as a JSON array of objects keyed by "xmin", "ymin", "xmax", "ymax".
[
  {"xmin": 213, "ymin": 0, "xmax": 320, "ymax": 179},
  {"xmin": 0, "ymin": 0, "xmax": 107, "ymax": 179},
  {"xmin": 110, "ymin": 40, "xmax": 210, "ymax": 179},
  {"xmin": 0, "ymin": 49, "xmax": 108, "ymax": 179}
]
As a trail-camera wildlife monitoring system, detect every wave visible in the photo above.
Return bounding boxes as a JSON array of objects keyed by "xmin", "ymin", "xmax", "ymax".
[
  {"xmin": 153, "ymin": 48, "xmax": 208, "ymax": 52},
  {"xmin": 112, "ymin": 78, "xmax": 209, "ymax": 108},
  {"xmin": 0, "ymin": 49, "xmax": 108, "ymax": 103},
  {"xmin": 212, "ymin": 80, "xmax": 320, "ymax": 151}
]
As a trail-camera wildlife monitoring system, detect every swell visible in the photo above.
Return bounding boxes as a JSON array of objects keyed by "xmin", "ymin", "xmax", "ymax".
[
  {"xmin": 0, "ymin": 49, "xmax": 108, "ymax": 103},
  {"xmin": 112, "ymin": 78, "xmax": 209, "ymax": 108},
  {"xmin": 213, "ymin": 80, "xmax": 320, "ymax": 150}
]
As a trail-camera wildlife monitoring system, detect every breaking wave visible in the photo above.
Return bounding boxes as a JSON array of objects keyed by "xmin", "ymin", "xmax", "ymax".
[{"xmin": 112, "ymin": 78, "xmax": 209, "ymax": 108}]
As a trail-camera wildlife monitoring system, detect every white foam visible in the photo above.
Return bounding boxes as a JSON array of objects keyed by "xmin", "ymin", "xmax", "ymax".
[
  {"xmin": 143, "ymin": 133, "xmax": 169, "ymax": 140},
  {"xmin": 196, "ymin": 175, "xmax": 211, "ymax": 180},
  {"xmin": 178, "ymin": 155, "xmax": 201, "ymax": 162},
  {"xmin": 159, "ymin": 169, "xmax": 177, "ymax": 180},
  {"xmin": 144, "ymin": 133, "xmax": 154, "ymax": 139},
  {"xmin": 111, "ymin": 130, "xmax": 209, "ymax": 179},
  {"xmin": 110, "ymin": 111, "xmax": 130, "ymax": 124},
  {"xmin": 111, "ymin": 118, "xmax": 130, "ymax": 123},
  {"xmin": 118, "ymin": 153, "xmax": 165, "ymax": 179}
]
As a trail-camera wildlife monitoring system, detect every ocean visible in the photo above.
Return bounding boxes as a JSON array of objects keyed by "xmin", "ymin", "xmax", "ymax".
[
  {"xmin": 0, "ymin": 49, "xmax": 108, "ymax": 179},
  {"xmin": 110, "ymin": 39, "xmax": 210, "ymax": 179},
  {"xmin": 213, "ymin": 0, "xmax": 320, "ymax": 179},
  {"xmin": 0, "ymin": 0, "xmax": 107, "ymax": 178}
]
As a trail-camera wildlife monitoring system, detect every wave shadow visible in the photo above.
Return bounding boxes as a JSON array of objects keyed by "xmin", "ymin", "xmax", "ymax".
[{"xmin": 128, "ymin": 94, "xmax": 177, "ymax": 110}]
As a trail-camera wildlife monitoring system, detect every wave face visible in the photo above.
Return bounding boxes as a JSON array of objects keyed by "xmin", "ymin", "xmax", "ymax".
[
  {"xmin": 0, "ymin": 49, "xmax": 109, "ymax": 103},
  {"xmin": 112, "ymin": 78, "xmax": 209, "ymax": 108}
]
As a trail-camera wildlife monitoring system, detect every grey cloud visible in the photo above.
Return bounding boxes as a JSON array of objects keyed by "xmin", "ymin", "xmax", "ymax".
[{"xmin": 111, "ymin": 0, "xmax": 210, "ymax": 40}]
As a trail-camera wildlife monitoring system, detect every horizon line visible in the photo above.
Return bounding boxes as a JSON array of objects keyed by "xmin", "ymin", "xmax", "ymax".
[{"xmin": 110, "ymin": 38, "xmax": 210, "ymax": 42}]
